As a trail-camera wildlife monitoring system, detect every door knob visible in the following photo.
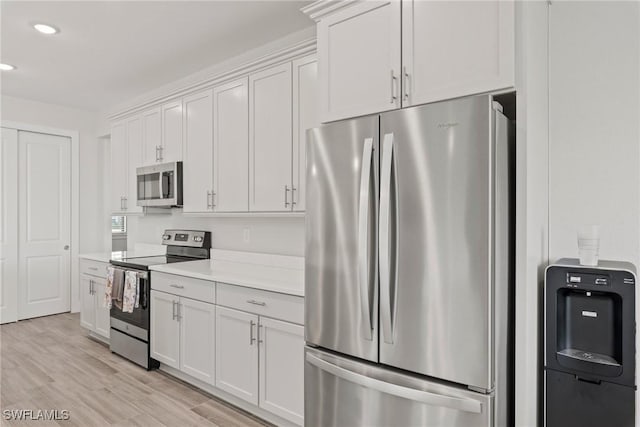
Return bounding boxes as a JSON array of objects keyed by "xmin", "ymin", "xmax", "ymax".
[{"xmin": 63, "ymin": 245, "xmax": 70, "ymax": 250}]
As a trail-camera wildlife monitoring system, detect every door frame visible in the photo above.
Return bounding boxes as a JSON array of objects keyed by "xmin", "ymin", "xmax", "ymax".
[{"xmin": 1, "ymin": 120, "xmax": 80, "ymax": 315}]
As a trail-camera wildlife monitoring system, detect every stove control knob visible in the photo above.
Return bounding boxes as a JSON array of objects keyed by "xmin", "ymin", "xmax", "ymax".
[
  {"xmin": 193, "ymin": 236, "xmax": 203, "ymax": 242},
  {"xmin": 163, "ymin": 234, "xmax": 171, "ymax": 241}
]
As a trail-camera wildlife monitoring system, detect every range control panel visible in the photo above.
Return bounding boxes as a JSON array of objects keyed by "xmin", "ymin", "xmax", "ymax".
[{"xmin": 162, "ymin": 230, "xmax": 210, "ymax": 248}]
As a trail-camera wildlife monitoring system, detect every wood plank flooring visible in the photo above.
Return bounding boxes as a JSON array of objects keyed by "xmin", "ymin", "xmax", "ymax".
[{"xmin": 0, "ymin": 313, "xmax": 271, "ymax": 427}]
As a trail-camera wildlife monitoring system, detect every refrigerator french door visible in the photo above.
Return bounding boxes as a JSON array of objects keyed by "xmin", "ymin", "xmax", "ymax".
[{"xmin": 305, "ymin": 95, "xmax": 512, "ymax": 427}]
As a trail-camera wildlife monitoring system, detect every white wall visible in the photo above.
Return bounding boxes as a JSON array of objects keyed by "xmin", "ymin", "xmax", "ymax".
[
  {"xmin": 0, "ymin": 95, "xmax": 107, "ymax": 254},
  {"xmin": 128, "ymin": 213, "xmax": 304, "ymax": 256},
  {"xmin": 549, "ymin": 1, "xmax": 639, "ymax": 267}
]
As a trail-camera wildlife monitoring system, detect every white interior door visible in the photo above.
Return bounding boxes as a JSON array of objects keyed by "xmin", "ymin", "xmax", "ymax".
[
  {"xmin": 18, "ymin": 131, "xmax": 71, "ymax": 320},
  {"xmin": 0, "ymin": 128, "xmax": 19, "ymax": 324}
]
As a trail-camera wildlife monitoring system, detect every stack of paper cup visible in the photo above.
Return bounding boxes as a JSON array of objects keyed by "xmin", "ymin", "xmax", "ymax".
[{"xmin": 578, "ymin": 225, "xmax": 600, "ymax": 266}]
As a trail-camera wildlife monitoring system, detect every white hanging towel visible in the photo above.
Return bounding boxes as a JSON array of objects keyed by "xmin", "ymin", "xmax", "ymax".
[
  {"xmin": 104, "ymin": 266, "xmax": 115, "ymax": 309},
  {"xmin": 122, "ymin": 271, "xmax": 139, "ymax": 313}
]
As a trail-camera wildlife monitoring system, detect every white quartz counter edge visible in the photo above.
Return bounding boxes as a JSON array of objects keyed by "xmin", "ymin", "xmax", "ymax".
[
  {"xmin": 149, "ymin": 260, "xmax": 304, "ymax": 298},
  {"xmin": 79, "ymin": 250, "xmax": 165, "ymax": 264}
]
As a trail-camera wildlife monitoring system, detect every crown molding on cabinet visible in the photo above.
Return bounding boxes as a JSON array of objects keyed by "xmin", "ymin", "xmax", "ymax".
[
  {"xmin": 108, "ymin": 37, "xmax": 317, "ymax": 122},
  {"xmin": 301, "ymin": 0, "xmax": 363, "ymax": 22}
]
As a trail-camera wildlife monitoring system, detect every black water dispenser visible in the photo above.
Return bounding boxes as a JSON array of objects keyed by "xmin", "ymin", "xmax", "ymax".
[{"xmin": 545, "ymin": 258, "xmax": 636, "ymax": 426}]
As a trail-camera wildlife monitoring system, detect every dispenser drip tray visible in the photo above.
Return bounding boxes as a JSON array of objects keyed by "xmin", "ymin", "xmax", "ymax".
[{"xmin": 558, "ymin": 348, "xmax": 621, "ymax": 367}]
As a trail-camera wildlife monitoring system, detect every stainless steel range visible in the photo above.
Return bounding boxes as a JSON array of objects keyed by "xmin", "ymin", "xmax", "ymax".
[{"xmin": 109, "ymin": 229, "xmax": 211, "ymax": 369}]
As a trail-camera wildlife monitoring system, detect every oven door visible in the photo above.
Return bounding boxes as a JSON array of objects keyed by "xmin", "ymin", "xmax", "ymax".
[
  {"xmin": 136, "ymin": 161, "xmax": 182, "ymax": 207},
  {"xmin": 110, "ymin": 274, "xmax": 149, "ymax": 340}
]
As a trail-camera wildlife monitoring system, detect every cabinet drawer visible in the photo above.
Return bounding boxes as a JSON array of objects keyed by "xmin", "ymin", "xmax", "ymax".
[
  {"xmin": 80, "ymin": 259, "xmax": 109, "ymax": 278},
  {"xmin": 151, "ymin": 272, "xmax": 215, "ymax": 303},
  {"xmin": 217, "ymin": 283, "xmax": 303, "ymax": 325}
]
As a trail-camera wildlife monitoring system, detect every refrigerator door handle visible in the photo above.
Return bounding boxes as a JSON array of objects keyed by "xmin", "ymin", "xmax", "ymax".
[
  {"xmin": 379, "ymin": 133, "xmax": 396, "ymax": 344},
  {"xmin": 306, "ymin": 353, "xmax": 482, "ymax": 414},
  {"xmin": 358, "ymin": 137, "xmax": 374, "ymax": 341}
]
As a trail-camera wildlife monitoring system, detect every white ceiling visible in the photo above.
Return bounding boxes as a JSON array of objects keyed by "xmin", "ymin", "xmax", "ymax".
[{"xmin": 0, "ymin": 1, "xmax": 313, "ymax": 111}]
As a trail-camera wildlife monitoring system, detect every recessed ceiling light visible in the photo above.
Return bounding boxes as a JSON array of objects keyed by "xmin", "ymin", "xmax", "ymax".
[
  {"xmin": 33, "ymin": 23, "xmax": 59, "ymax": 35},
  {"xmin": 0, "ymin": 63, "xmax": 16, "ymax": 71}
]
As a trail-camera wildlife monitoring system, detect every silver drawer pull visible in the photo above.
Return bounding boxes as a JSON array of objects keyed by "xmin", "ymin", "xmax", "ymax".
[
  {"xmin": 88, "ymin": 267, "xmax": 98, "ymax": 271},
  {"xmin": 246, "ymin": 299, "xmax": 266, "ymax": 306},
  {"xmin": 170, "ymin": 284, "xmax": 185, "ymax": 289}
]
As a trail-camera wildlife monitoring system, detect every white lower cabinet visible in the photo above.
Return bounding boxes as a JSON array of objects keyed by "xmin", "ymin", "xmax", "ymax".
[
  {"xmin": 150, "ymin": 290, "xmax": 181, "ymax": 369},
  {"xmin": 150, "ymin": 289, "xmax": 216, "ymax": 383},
  {"xmin": 215, "ymin": 306, "xmax": 259, "ymax": 404},
  {"xmin": 258, "ymin": 317, "xmax": 304, "ymax": 425},
  {"xmin": 216, "ymin": 305, "xmax": 304, "ymax": 425},
  {"xmin": 79, "ymin": 260, "xmax": 110, "ymax": 340},
  {"xmin": 180, "ymin": 297, "xmax": 216, "ymax": 384}
]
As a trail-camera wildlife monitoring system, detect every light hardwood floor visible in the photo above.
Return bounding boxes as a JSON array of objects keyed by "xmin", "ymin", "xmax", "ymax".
[{"xmin": 0, "ymin": 313, "xmax": 271, "ymax": 427}]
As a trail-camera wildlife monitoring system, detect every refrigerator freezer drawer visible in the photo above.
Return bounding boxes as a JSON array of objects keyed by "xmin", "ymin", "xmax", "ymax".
[{"xmin": 305, "ymin": 347, "xmax": 493, "ymax": 427}]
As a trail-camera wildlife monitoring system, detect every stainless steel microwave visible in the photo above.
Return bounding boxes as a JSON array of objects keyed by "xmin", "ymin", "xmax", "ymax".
[{"xmin": 136, "ymin": 161, "xmax": 183, "ymax": 207}]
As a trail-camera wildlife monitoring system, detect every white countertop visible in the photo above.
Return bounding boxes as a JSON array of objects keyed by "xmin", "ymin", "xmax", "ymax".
[
  {"xmin": 79, "ymin": 244, "xmax": 166, "ymax": 263},
  {"xmin": 149, "ymin": 250, "xmax": 305, "ymax": 297}
]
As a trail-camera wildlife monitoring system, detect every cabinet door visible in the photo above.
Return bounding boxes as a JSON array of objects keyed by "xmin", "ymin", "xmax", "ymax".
[
  {"xmin": 182, "ymin": 90, "xmax": 214, "ymax": 213},
  {"xmin": 161, "ymin": 100, "xmax": 183, "ymax": 162},
  {"xmin": 142, "ymin": 107, "xmax": 162, "ymax": 165},
  {"xmin": 292, "ymin": 55, "xmax": 319, "ymax": 212},
  {"xmin": 93, "ymin": 278, "xmax": 110, "ymax": 339},
  {"xmin": 402, "ymin": 0, "xmax": 515, "ymax": 106},
  {"xmin": 180, "ymin": 297, "xmax": 215, "ymax": 384},
  {"xmin": 126, "ymin": 116, "xmax": 143, "ymax": 213},
  {"xmin": 258, "ymin": 317, "xmax": 304, "ymax": 425},
  {"xmin": 150, "ymin": 290, "xmax": 180, "ymax": 369},
  {"xmin": 79, "ymin": 276, "xmax": 95, "ymax": 331},
  {"xmin": 215, "ymin": 306, "xmax": 258, "ymax": 405},
  {"xmin": 213, "ymin": 78, "xmax": 249, "ymax": 212},
  {"xmin": 249, "ymin": 63, "xmax": 293, "ymax": 212},
  {"xmin": 110, "ymin": 121, "xmax": 128, "ymax": 214},
  {"xmin": 318, "ymin": 1, "xmax": 401, "ymax": 122}
]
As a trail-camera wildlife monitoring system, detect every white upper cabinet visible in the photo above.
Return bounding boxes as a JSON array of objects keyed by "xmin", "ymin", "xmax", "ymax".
[
  {"xmin": 309, "ymin": 0, "xmax": 515, "ymax": 121},
  {"xmin": 110, "ymin": 120, "xmax": 128, "ymax": 214},
  {"xmin": 317, "ymin": 1, "xmax": 401, "ymax": 122},
  {"xmin": 141, "ymin": 107, "xmax": 162, "ymax": 165},
  {"xmin": 110, "ymin": 116, "xmax": 142, "ymax": 214},
  {"xmin": 214, "ymin": 78, "xmax": 249, "ymax": 212},
  {"xmin": 126, "ymin": 117, "xmax": 143, "ymax": 214},
  {"xmin": 402, "ymin": 0, "xmax": 515, "ymax": 107},
  {"xmin": 249, "ymin": 63, "xmax": 293, "ymax": 212},
  {"xmin": 182, "ymin": 90, "xmax": 214, "ymax": 213},
  {"xmin": 292, "ymin": 55, "xmax": 319, "ymax": 212},
  {"xmin": 161, "ymin": 100, "xmax": 183, "ymax": 163}
]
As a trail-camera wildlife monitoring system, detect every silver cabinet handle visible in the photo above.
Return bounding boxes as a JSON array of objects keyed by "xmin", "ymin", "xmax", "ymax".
[
  {"xmin": 379, "ymin": 133, "xmax": 397, "ymax": 344},
  {"xmin": 403, "ymin": 66, "xmax": 410, "ymax": 102},
  {"xmin": 249, "ymin": 320, "xmax": 256, "ymax": 344},
  {"xmin": 120, "ymin": 196, "xmax": 124, "ymax": 210},
  {"xmin": 169, "ymin": 284, "xmax": 184, "ymax": 289},
  {"xmin": 89, "ymin": 280, "xmax": 93, "ymax": 295},
  {"xmin": 123, "ymin": 197, "xmax": 127, "ymax": 210},
  {"xmin": 172, "ymin": 300, "xmax": 176, "ymax": 320},
  {"xmin": 155, "ymin": 146, "xmax": 159, "ymax": 162},
  {"xmin": 306, "ymin": 353, "xmax": 482, "ymax": 414},
  {"xmin": 357, "ymin": 137, "xmax": 375, "ymax": 341},
  {"xmin": 291, "ymin": 186, "xmax": 297, "ymax": 207},
  {"xmin": 211, "ymin": 191, "xmax": 216, "ymax": 209},
  {"xmin": 284, "ymin": 185, "xmax": 291, "ymax": 208},
  {"xmin": 390, "ymin": 70, "xmax": 398, "ymax": 104},
  {"xmin": 158, "ymin": 145, "xmax": 163, "ymax": 162},
  {"xmin": 176, "ymin": 301, "xmax": 181, "ymax": 321},
  {"xmin": 246, "ymin": 299, "xmax": 266, "ymax": 306},
  {"xmin": 258, "ymin": 324, "xmax": 264, "ymax": 344},
  {"xmin": 206, "ymin": 190, "xmax": 212, "ymax": 210}
]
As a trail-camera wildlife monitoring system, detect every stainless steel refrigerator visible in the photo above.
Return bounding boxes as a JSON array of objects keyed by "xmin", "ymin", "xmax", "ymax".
[{"xmin": 304, "ymin": 95, "xmax": 514, "ymax": 427}]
